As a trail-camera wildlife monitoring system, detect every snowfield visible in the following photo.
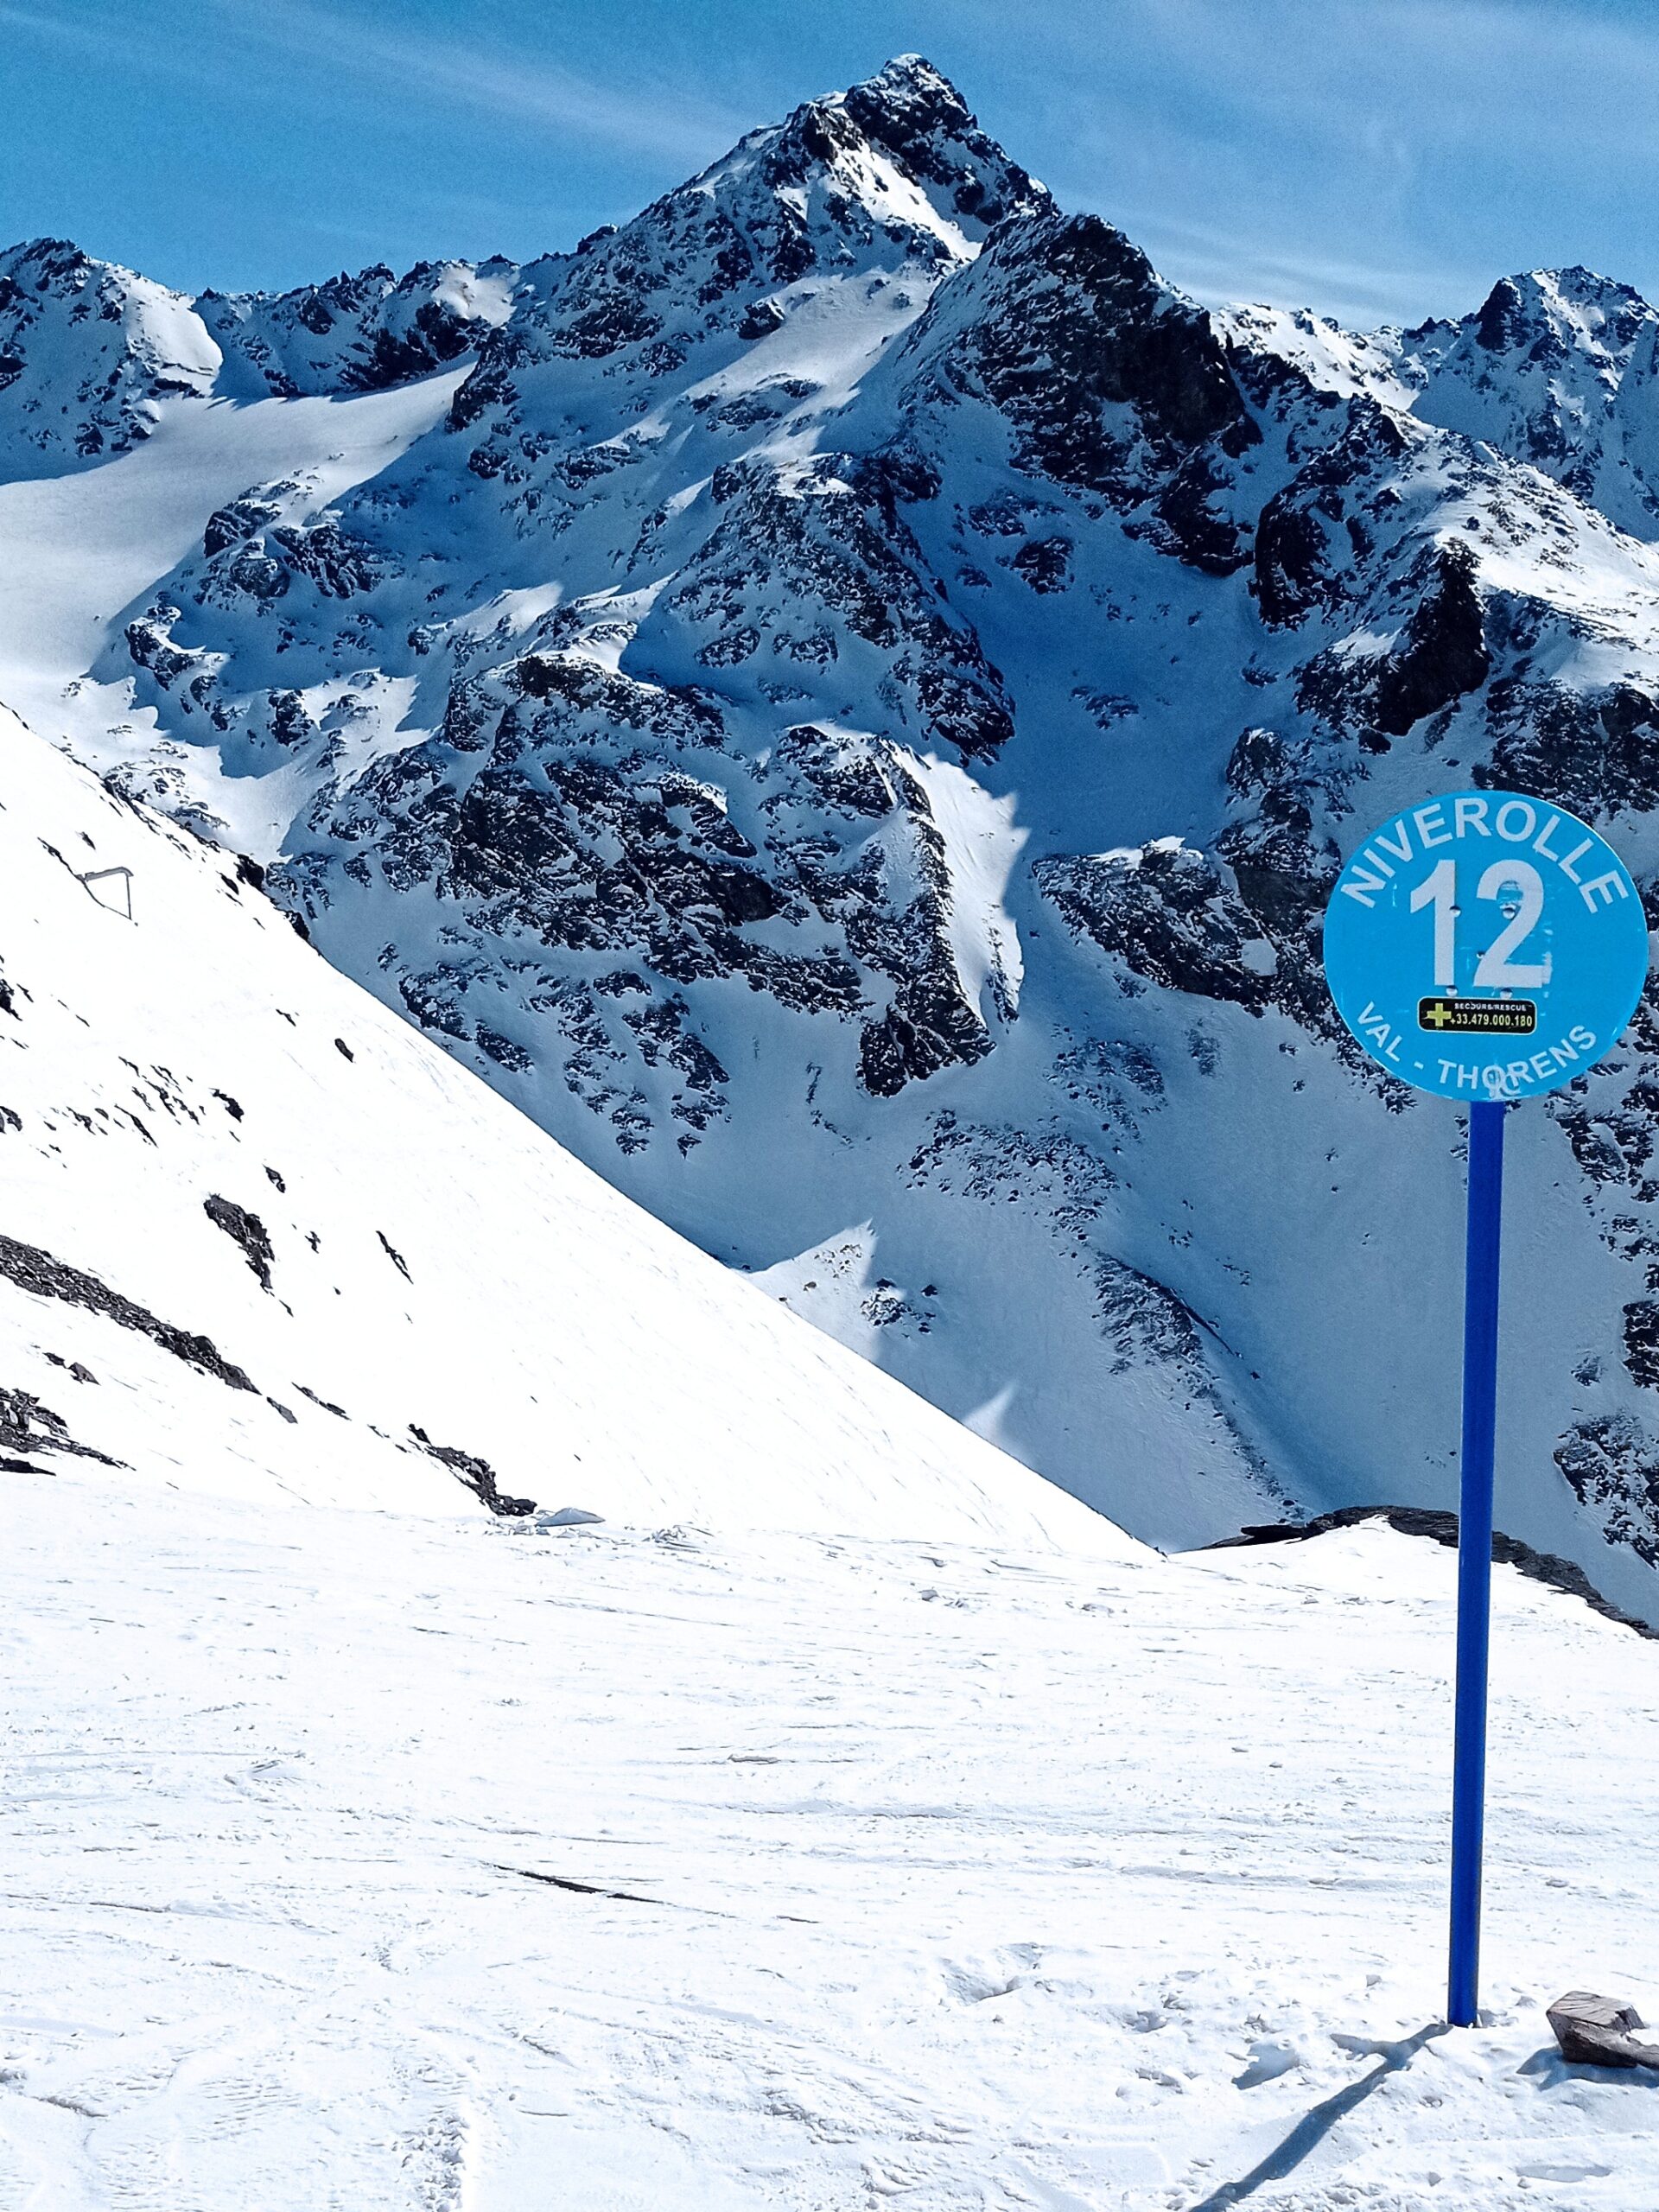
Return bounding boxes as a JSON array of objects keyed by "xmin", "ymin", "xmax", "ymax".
[{"xmin": 5, "ymin": 1475, "xmax": 1659, "ymax": 2210}]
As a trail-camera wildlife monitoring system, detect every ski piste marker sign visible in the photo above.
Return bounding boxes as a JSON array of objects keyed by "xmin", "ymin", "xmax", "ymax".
[
  {"xmin": 1323, "ymin": 786, "xmax": 1649, "ymax": 2033},
  {"xmin": 1324, "ymin": 788, "xmax": 1649, "ymax": 1102}
]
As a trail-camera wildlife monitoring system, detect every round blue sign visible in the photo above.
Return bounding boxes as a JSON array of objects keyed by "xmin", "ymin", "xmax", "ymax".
[{"xmin": 1324, "ymin": 790, "xmax": 1649, "ymax": 1100}]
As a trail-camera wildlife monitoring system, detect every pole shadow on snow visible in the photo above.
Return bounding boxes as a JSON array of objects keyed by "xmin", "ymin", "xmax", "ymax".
[{"xmin": 1185, "ymin": 2024, "xmax": 1449, "ymax": 2210}]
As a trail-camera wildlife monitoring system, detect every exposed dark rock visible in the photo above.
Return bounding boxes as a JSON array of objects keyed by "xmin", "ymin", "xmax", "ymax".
[
  {"xmin": 1010, "ymin": 535, "xmax": 1072, "ymax": 592},
  {"xmin": 266, "ymin": 518, "xmax": 384, "ymax": 600},
  {"xmin": 1483, "ymin": 678, "xmax": 1659, "ymax": 818},
  {"xmin": 0, "ymin": 1232, "xmax": 257, "ymax": 1391},
  {"xmin": 1253, "ymin": 402, "xmax": 1411, "ymax": 627},
  {"xmin": 1558, "ymin": 1413, "xmax": 1659, "ymax": 1567},
  {"xmin": 1038, "ymin": 842, "xmax": 1274, "ymax": 1014},
  {"xmin": 203, "ymin": 1196, "xmax": 274, "ymax": 1290},
  {"xmin": 838, "ymin": 54, "xmax": 1042, "ymax": 232},
  {"xmin": 1225, "ymin": 726, "xmax": 1293, "ymax": 800},
  {"xmin": 1548, "ymin": 1992, "xmax": 1659, "ymax": 2069},
  {"xmin": 1627, "ymin": 1300, "xmax": 1659, "ymax": 1390},
  {"xmin": 859, "ymin": 983, "xmax": 992, "ymax": 1096},
  {"xmin": 0, "ymin": 1385, "xmax": 121, "ymax": 1467},
  {"xmin": 296, "ymin": 1382, "xmax": 348, "ymax": 1418},
  {"xmin": 124, "ymin": 617, "xmax": 194, "ymax": 688},
  {"xmin": 1371, "ymin": 540, "xmax": 1489, "ymax": 734},
  {"xmin": 203, "ymin": 496, "xmax": 283, "ymax": 559},
  {"xmin": 1215, "ymin": 787, "xmax": 1340, "ymax": 938},
  {"xmin": 912, "ymin": 208, "xmax": 1254, "ymax": 538},
  {"xmin": 668, "ymin": 457, "xmax": 1012, "ymax": 758},
  {"xmin": 409, "ymin": 1422, "xmax": 534, "ymax": 1516},
  {"xmin": 1475, "ymin": 277, "xmax": 1526, "ymax": 353}
]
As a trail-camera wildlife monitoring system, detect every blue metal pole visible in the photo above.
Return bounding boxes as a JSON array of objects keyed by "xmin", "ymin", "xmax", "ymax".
[{"xmin": 1448, "ymin": 1096, "xmax": 1506, "ymax": 2029}]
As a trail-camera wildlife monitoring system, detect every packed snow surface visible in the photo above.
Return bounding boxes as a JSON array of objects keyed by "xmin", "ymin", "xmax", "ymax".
[{"xmin": 4, "ymin": 1477, "xmax": 1657, "ymax": 2209}]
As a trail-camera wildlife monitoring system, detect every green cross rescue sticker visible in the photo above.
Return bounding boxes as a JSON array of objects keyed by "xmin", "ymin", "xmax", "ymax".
[{"xmin": 1323, "ymin": 790, "xmax": 1651, "ymax": 1100}]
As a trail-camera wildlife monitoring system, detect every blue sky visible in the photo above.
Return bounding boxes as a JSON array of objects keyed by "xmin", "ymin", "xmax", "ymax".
[{"xmin": 3, "ymin": 0, "xmax": 1657, "ymax": 327}]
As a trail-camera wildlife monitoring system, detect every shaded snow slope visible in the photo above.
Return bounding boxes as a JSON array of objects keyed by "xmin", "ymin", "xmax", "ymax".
[
  {"xmin": 5, "ymin": 1476, "xmax": 1659, "ymax": 2209},
  {"xmin": 0, "ymin": 702, "xmax": 1121, "ymax": 1549},
  {"xmin": 7, "ymin": 56, "xmax": 1659, "ymax": 1611}
]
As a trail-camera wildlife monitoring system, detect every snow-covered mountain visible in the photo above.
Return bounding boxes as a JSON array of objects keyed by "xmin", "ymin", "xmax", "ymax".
[
  {"xmin": 0, "ymin": 699, "xmax": 1116, "ymax": 1551},
  {"xmin": 4, "ymin": 54, "xmax": 1659, "ymax": 1615},
  {"xmin": 0, "ymin": 238, "xmax": 518, "ymax": 473}
]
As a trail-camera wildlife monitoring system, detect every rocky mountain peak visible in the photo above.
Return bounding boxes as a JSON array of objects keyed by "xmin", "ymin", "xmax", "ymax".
[
  {"xmin": 200, "ymin": 256, "xmax": 518, "ymax": 398},
  {"xmin": 0, "ymin": 236, "xmax": 220, "ymax": 473},
  {"xmin": 442, "ymin": 60, "xmax": 1044, "ymax": 452},
  {"xmin": 1466, "ymin": 264, "xmax": 1652, "ymax": 361},
  {"xmin": 734, "ymin": 54, "xmax": 1046, "ymax": 261},
  {"xmin": 886, "ymin": 206, "xmax": 1258, "ymax": 569},
  {"xmin": 1395, "ymin": 263, "xmax": 1659, "ymax": 526},
  {"xmin": 1402, "ymin": 264, "xmax": 1652, "ymax": 365},
  {"xmin": 817, "ymin": 54, "xmax": 1046, "ymax": 238}
]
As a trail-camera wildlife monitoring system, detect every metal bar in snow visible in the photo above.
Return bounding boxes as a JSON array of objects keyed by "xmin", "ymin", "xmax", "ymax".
[{"xmin": 1448, "ymin": 1096, "xmax": 1505, "ymax": 2028}]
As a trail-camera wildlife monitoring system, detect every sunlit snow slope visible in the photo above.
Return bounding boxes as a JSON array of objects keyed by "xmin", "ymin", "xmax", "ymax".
[
  {"xmin": 0, "ymin": 703, "xmax": 1120, "ymax": 1550},
  {"xmin": 6, "ymin": 1478, "xmax": 1659, "ymax": 2209}
]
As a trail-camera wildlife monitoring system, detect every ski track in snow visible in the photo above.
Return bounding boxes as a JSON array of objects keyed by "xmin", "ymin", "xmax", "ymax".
[{"xmin": 4, "ymin": 1478, "xmax": 1658, "ymax": 2210}]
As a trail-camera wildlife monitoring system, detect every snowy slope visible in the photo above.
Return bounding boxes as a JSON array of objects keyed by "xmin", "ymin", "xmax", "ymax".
[
  {"xmin": 0, "ymin": 701, "xmax": 1121, "ymax": 1550},
  {"xmin": 6, "ymin": 1471, "xmax": 1659, "ymax": 2209},
  {"xmin": 6, "ymin": 54, "xmax": 1659, "ymax": 1613}
]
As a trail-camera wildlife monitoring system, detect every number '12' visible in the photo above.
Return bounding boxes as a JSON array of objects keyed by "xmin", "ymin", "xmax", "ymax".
[{"xmin": 1409, "ymin": 859, "xmax": 1552, "ymax": 992}]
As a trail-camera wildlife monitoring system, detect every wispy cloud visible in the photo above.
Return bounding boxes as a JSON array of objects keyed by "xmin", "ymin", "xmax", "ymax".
[
  {"xmin": 0, "ymin": 0, "xmax": 223, "ymax": 86},
  {"xmin": 9, "ymin": 0, "xmax": 1659, "ymax": 324},
  {"xmin": 946, "ymin": 0, "xmax": 1659, "ymax": 320},
  {"xmin": 1106, "ymin": 213, "xmax": 1487, "ymax": 327},
  {"xmin": 198, "ymin": 0, "xmax": 748, "ymax": 166},
  {"xmin": 1, "ymin": 0, "xmax": 752, "ymax": 168}
]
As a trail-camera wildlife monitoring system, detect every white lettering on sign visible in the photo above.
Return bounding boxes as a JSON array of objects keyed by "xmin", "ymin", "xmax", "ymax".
[
  {"xmin": 1438, "ymin": 1059, "xmax": 1484, "ymax": 1090},
  {"xmin": 1357, "ymin": 1001, "xmax": 1404, "ymax": 1063},
  {"xmin": 1409, "ymin": 859, "xmax": 1457, "ymax": 991},
  {"xmin": 1580, "ymin": 868, "xmax": 1630, "ymax": 912},
  {"xmin": 1471, "ymin": 860, "xmax": 1550, "ymax": 988},
  {"xmin": 1340, "ymin": 803, "xmax": 1622, "ymax": 910},
  {"xmin": 1455, "ymin": 1025, "xmax": 1597, "ymax": 1095},
  {"xmin": 1341, "ymin": 859, "xmax": 1391, "ymax": 903}
]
